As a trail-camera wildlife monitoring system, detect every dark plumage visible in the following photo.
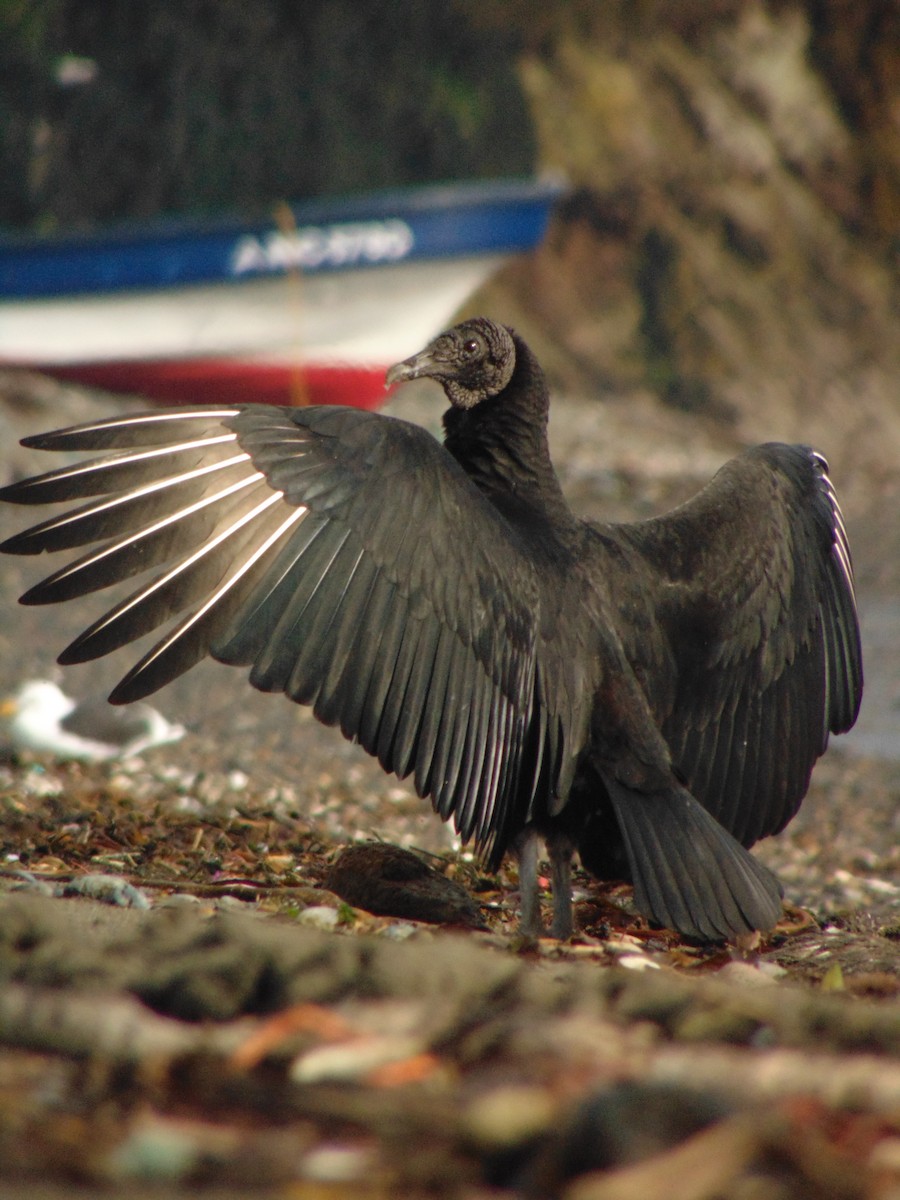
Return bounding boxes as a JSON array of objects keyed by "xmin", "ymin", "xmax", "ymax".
[{"xmin": 0, "ymin": 318, "xmax": 862, "ymax": 941}]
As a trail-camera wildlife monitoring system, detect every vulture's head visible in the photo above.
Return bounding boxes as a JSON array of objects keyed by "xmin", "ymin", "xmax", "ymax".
[{"xmin": 386, "ymin": 318, "xmax": 515, "ymax": 409}]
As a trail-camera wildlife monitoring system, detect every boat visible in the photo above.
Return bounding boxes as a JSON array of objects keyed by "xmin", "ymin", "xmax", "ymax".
[{"xmin": 0, "ymin": 178, "xmax": 563, "ymax": 409}]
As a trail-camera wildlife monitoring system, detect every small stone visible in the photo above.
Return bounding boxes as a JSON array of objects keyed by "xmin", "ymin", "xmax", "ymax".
[
  {"xmin": 300, "ymin": 1142, "xmax": 374, "ymax": 1183},
  {"xmin": 617, "ymin": 953, "xmax": 662, "ymax": 971},
  {"xmin": 461, "ymin": 1084, "xmax": 557, "ymax": 1149},
  {"xmin": 716, "ymin": 961, "xmax": 783, "ymax": 986},
  {"xmin": 55, "ymin": 874, "xmax": 150, "ymax": 909},
  {"xmin": 325, "ymin": 842, "xmax": 486, "ymax": 928},
  {"xmin": 290, "ymin": 1035, "xmax": 423, "ymax": 1084},
  {"xmin": 297, "ymin": 905, "xmax": 340, "ymax": 930},
  {"xmin": 106, "ymin": 1123, "xmax": 199, "ymax": 1182}
]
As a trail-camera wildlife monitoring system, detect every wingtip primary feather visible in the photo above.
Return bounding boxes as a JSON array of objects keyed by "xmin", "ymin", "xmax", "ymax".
[{"xmin": 18, "ymin": 407, "xmax": 243, "ymax": 453}]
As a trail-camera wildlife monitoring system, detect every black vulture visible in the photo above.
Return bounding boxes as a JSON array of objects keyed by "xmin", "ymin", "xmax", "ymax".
[{"xmin": 0, "ymin": 318, "xmax": 862, "ymax": 941}]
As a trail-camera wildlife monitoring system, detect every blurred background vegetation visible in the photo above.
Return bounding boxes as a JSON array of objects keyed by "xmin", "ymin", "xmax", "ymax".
[{"xmin": 0, "ymin": 0, "xmax": 536, "ymax": 231}]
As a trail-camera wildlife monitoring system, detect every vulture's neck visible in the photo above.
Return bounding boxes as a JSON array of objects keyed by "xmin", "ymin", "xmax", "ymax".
[{"xmin": 443, "ymin": 335, "xmax": 574, "ymax": 531}]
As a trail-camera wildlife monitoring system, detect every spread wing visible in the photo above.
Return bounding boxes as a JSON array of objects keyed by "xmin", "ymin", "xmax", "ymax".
[
  {"xmin": 606, "ymin": 443, "xmax": 862, "ymax": 846},
  {"xmin": 0, "ymin": 405, "xmax": 560, "ymax": 858}
]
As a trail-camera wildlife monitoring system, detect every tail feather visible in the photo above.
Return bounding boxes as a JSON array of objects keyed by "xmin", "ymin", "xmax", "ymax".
[{"xmin": 603, "ymin": 777, "xmax": 783, "ymax": 941}]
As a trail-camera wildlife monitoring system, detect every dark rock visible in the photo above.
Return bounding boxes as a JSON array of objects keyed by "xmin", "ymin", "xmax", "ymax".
[{"xmin": 325, "ymin": 843, "xmax": 488, "ymax": 929}]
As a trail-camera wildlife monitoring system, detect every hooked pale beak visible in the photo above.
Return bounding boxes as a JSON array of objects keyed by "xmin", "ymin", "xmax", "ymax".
[{"xmin": 385, "ymin": 349, "xmax": 437, "ymax": 389}]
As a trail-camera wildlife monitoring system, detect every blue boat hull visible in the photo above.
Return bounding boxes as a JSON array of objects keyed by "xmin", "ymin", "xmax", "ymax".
[{"xmin": 0, "ymin": 178, "xmax": 562, "ymax": 407}]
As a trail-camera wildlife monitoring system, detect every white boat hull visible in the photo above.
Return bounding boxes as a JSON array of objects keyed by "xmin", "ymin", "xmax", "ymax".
[{"xmin": 0, "ymin": 254, "xmax": 506, "ymax": 408}]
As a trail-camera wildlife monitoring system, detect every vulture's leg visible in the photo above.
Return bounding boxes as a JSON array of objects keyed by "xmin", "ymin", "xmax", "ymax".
[
  {"xmin": 547, "ymin": 830, "xmax": 575, "ymax": 939},
  {"xmin": 516, "ymin": 827, "xmax": 543, "ymax": 936}
]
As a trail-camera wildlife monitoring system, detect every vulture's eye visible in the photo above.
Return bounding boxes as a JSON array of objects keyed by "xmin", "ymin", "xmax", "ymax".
[{"xmin": 462, "ymin": 338, "xmax": 480, "ymax": 357}]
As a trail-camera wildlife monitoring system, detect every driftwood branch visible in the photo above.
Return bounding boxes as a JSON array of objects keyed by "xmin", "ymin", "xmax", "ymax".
[{"xmin": 1, "ymin": 891, "xmax": 899, "ymax": 1195}]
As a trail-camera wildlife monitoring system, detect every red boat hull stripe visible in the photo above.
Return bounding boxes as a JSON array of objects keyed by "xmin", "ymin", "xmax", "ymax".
[{"xmin": 36, "ymin": 358, "xmax": 390, "ymax": 409}]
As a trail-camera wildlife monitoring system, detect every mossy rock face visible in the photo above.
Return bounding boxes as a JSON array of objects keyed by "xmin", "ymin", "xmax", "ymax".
[{"xmin": 469, "ymin": 2, "xmax": 900, "ymax": 512}]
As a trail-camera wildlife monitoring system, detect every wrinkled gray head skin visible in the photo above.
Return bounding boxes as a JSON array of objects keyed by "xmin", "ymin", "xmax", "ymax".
[{"xmin": 385, "ymin": 318, "xmax": 516, "ymax": 409}]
